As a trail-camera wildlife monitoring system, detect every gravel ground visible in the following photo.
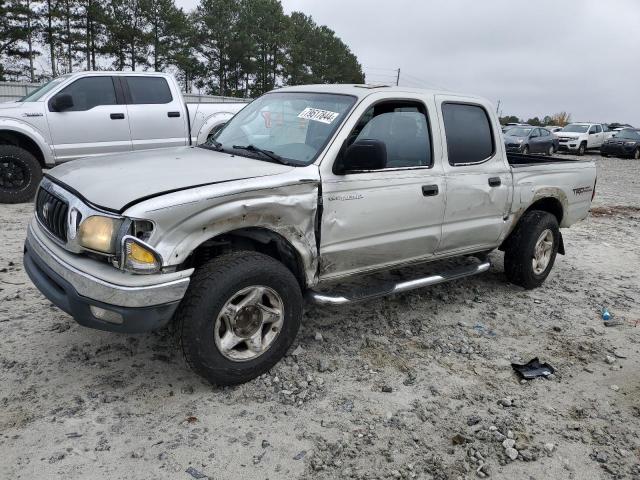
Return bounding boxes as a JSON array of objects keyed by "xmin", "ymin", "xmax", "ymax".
[{"xmin": 1, "ymin": 153, "xmax": 639, "ymax": 480}]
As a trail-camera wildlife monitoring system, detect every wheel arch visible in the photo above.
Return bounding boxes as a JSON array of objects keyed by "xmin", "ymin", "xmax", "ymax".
[
  {"xmin": 193, "ymin": 111, "xmax": 236, "ymax": 145},
  {"xmin": 183, "ymin": 227, "xmax": 310, "ymax": 289},
  {"xmin": 0, "ymin": 124, "xmax": 53, "ymax": 167},
  {"xmin": 500, "ymin": 196, "xmax": 566, "ymax": 254}
]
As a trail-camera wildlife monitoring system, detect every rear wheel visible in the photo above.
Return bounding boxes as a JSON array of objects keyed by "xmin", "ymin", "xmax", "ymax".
[
  {"xmin": 0, "ymin": 145, "xmax": 42, "ymax": 203},
  {"xmin": 577, "ymin": 142, "xmax": 586, "ymax": 156},
  {"xmin": 504, "ymin": 210, "xmax": 560, "ymax": 289},
  {"xmin": 175, "ymin": 251, "xmax": 303, "ymax": 386}
]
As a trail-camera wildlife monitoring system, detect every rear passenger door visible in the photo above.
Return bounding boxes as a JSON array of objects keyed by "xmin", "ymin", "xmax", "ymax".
[
  {"xmin": 121, "ymin": 76, "xmax": 189, "ymax": 151},
  {"xmin": 528, "ymin": 128, "xmax": 542, "ymax": 153},
  {"xmin": 435, "ymin": 98, "xmax": 511, "ymax": 255}
]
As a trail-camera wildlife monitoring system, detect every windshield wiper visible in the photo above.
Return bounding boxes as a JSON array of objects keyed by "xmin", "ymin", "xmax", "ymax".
[
  {"xmin": 232, "ymin": 144, "xmax": 292, "ymax": 165},
  {"xmin": 198, "ymin": 139, "xmax": 224, "ymax": 152}
]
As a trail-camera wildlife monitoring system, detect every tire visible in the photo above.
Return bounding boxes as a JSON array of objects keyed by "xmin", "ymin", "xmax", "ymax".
[
  {"xmin": 633, "ymin": 148, "xmax": 640, "ymax": 160},
  {"xmin": 522, "ymin": 145, "xmax": 530, "ymax": 155},
  {"xmin": 504, "ymin": 210, "xmax": 560, "ymax": 289},
  {"xmin": 545, "ymin": 144, "xmax": 554, "ymax": 156},
  {"xmin": 577, "ymin": 142, "xmax": 586, "ymax": 156},
  {"xmin": 175, "ymin": 251, "xmax": 303, "ymax": 386},
  {"xmin": 0, "ymin": 145, "xmax": 42, "ymax": 203},
  {"xmin": 600, "ymin": 150, "xmax": 608, "ymax": 158}
]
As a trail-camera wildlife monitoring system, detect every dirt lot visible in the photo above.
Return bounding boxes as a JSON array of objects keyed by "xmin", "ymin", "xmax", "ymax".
[{"xmin": 1, "ymin": 152, "xmax": 639, "ymax": 480}]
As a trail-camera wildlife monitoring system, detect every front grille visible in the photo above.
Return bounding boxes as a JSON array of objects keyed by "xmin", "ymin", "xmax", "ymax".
[{"xmin": 36, "ymin": 188, "xmax": 69, "ymax": 242}]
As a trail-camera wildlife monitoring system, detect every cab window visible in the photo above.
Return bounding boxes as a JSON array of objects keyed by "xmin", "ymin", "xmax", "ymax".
[
  {"xmin": 442, "ymin": 103, "xmax": 494, "ymax": 165},
  {"xmin": 52, "ymin": 76, "xmax": 117, "ymax": 111},
  {"xmin": 347, "ymin": 101, "xmax": 432, "ymax": 168}
]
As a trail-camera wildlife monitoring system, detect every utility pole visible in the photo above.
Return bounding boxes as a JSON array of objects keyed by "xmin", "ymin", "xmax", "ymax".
[{"xmin": 396, "ymin": 68, "xmax": 400, "ymax": 86}]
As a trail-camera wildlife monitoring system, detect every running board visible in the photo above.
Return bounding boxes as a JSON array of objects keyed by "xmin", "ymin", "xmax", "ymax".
[{"xmin": 307, "ymin": 259, "xmax": 491, "ymax": 306}]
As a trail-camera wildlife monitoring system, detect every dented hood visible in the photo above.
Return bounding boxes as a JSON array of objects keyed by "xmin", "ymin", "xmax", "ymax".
[{"xmin": 47, "ymin": 146, "xmax": 295, "ymax": 212}]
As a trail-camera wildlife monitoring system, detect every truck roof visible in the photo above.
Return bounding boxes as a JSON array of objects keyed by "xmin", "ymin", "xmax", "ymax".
[
  {"xmin": 276, "ymin": 83, "xmax": 481, "ymax": 101},
  {"xmin": 58, "ymin": 70, "xmax": 175, "ymax": 80}
]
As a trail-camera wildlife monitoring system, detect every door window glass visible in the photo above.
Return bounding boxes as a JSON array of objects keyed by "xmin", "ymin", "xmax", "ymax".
[
  {"xmin": 349, "ymin": 101, "xmax": 432, "ymax": 168},
  {"xmin": 442, "ymin": 103, "xmax": 494, "ymax": 165},
  {"xmin": 54, "ymin": 76, "xmax": 117, "ymax": 111},
  {"xmin": 126, "ymin": 77, "xmax": 173, "ymax": 104}
]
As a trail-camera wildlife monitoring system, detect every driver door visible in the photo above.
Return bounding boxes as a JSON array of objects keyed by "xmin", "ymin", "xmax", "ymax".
[
  {"xmin": 46, "ymin": 76, "xmax": 132, "ymax": 162},
  {"xmin": 318, "ymin": 95, "xmax": 445, "ymax": 281}
]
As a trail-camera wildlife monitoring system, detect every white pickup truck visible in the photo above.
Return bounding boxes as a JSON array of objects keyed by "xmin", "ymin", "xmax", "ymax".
[
  {"xmin": 0, "ymin": 71, "xmax": 246, "ymax": 203},
  {"xmin": 556, "ymin": 122, "xmax": 613, "ymax": 155},
  {"xmin": 24, "ymin": 84, "xmax": 597, "ymax": 386}
]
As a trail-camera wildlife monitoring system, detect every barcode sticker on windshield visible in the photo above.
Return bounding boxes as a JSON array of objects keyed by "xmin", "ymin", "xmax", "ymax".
[{"xmin": 297, "ymin": 107, "xmax": 340, "ymax": 124}]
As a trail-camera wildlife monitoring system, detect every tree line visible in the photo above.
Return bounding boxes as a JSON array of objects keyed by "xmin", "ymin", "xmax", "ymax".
[
  {"xmin": 0, "ymin": 0, "xmax": 365, "ymax": 97},
  {"xmin": 499, "ymin": 112, "xmax": 572, "ymax": 127}
]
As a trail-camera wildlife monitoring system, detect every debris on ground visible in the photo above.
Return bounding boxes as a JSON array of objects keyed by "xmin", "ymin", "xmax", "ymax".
[{"xmin": 511, "ymin": 358, "xmax": 555, "ymax": 380}]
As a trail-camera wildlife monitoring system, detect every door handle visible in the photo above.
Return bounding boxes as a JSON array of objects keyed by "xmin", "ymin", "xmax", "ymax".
[
  {"xmin": 488, "ymin": 177, "xmax": 501, "ymax": 187},
  {"xmin": 168, "ymin": 111, "xmax": 180, "ymax": 118},
  {"xmin": 110, "ymin": 113, "xmax": 125, "ymax": 120},
  {"xmin": 422, "ymin": 184, "xmax": 439, "ymax": 196}
]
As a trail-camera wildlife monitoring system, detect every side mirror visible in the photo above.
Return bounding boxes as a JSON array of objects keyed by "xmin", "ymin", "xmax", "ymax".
[
  {"xmin": 50, "ymin": 93, "xmax": 74, "ymax": 112},
  {"xmin": 335, "ymin": 139, "xmax": 387, "ymax": 174}
]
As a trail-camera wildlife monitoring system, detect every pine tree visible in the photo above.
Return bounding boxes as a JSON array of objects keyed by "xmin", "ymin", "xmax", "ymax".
[{"xmin": 0, "ymin": 0, "xmax": 33, "ymax": 80}]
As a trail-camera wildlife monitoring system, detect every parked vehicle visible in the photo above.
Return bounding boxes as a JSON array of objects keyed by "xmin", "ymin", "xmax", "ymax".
[
  {"xmin": 0, "ymin": 71, "xmax": 247, "ymax": 203},
  {"xmin": 502, "ymin": 123, "xmax": 530, "ymax": 133},
  {"xmin": 504, "ymin": 126, "xmax": 557, "ymax": 156},
  {"xmin": 607, "ymin": 123, "xmax": 634, "ymax": 131},
  {"xmin": 600, "ymin": 128, "xmax": 640, "ymax": 159},
  {"xmin": 556, "ymin": 123, "xmax": 611, "ymax": 155},
  {"xmin": 23, "ymin": 84, "xmax": 597, "ymax": 385},
  {"xmin": 545, "ymin": 126, "xmax": 562, "ymax": 134}
]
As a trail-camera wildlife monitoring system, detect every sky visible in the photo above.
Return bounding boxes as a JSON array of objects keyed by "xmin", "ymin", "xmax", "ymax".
[{"xmin": 177, "ymin": 0, "xmax": 640, "ymax": 125}]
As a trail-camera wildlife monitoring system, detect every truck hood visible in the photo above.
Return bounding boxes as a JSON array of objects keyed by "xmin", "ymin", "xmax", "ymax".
[
  {"xmin": 557, "ymin": 132, "xmax": 583, "ymax": 139},
  {"xmin": 47, "ymin": 146, "xmax": 295, "ymax": 212}
]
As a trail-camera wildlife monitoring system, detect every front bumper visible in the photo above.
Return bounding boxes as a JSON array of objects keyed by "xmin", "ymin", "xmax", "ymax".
[
  {"xmin": 557, "ymin": 138, "xmax": 581, "ymax": 151},
  {"xmin": 601, "ymin": 143, "xmax": 637, "ymax": 157},
  {"xmin": 24, "ymin": 222, "xmax": 192, "ymax": 333}
]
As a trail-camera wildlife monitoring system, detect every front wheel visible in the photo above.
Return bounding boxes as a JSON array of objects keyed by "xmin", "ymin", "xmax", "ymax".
[
  {"xmin": 175, "ymin": 251, "xmax": 303, "ymax": 386},
  {"xmin": 577, "ymin": 142, "xmax": 586, "ymax": 156},
  {"xmin": 633, "ymin": 148, "xmax": 640, "ymax": 160},
  {"xmin": 504, "ymin": 210, "xmax": 560, "ymax": 289},
  {"xmin": 522, "ymin": 145, "xmax": 530, "ymax": 155},
  {"xmin": 0, "ymin": 145, "xmax": 42, "ymax": 203}
]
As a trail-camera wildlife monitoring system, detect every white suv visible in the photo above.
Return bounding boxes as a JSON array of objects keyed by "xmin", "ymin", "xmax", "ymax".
[{"xmin": 557, "ymin": 123, "xmax": 612, "ymax": 156}]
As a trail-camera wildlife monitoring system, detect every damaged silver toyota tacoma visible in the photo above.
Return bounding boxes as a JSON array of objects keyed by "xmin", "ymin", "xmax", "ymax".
[{"xmin": 24, "ymin": 85, "xmax": 597, "ymax": 385}]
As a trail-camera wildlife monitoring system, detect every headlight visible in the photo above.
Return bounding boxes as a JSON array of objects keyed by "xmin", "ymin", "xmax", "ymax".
[
  {"xmin": 624, "ymin": 141, "xmax": 637, "ymax": 146},
  {"xmin": 121, "ymin": 236, "xmax": 162, "ymax": 274},
  {"xmin": 78, "ymin": 216, "xmax": 121, "ymax": 253},
  {"xmin": 518, "ymin": 138, "xmax": 524, "ymax": 143}
]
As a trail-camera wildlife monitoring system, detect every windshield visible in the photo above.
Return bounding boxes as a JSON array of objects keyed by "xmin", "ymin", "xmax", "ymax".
[
  {"xmin": 561, "ymin": 124, "xmax": 589, "ymax": 133},
  {"xmin": 210, "ymin": 92, "xmax": 356, "ymax": 165},
  {"xmin": 507, "ymin": 127, "xmax": 532, "ymax": 137},
  {"xmin": 19, "ymin": 75, "xmax": 71, "ymax": 102},
  {"xmin": 616, "ymin": 129, "xmax": 640, "ymax": 140}
]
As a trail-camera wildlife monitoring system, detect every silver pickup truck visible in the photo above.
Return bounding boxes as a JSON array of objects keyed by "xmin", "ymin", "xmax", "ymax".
[
  {"xmin": 0, "ymin": 71, "xmax": 246, "ymax": 203},
  {"xmin": 23, "ymin": 84, "xmax": 597, "ymax": 385}
]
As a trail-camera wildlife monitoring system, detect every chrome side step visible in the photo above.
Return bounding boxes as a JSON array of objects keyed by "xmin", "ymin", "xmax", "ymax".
[{"xmin": 307, "ymin": 259, "xmax": 491, "ymax": 306}]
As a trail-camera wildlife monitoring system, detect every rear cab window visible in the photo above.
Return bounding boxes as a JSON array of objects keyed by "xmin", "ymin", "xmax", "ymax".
[
  {"xmin": 125, "ymin": 77, "xmax": 173, "ymax": 104},
  {"xmin": 441, "ymin": 103, "xmax": 494, "ymax": 165}
]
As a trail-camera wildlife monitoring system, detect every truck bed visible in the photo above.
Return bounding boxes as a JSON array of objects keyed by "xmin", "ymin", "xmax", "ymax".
[{"xmin": 506, "ymin": 152, "xmax": 590, "ymax": 167}]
